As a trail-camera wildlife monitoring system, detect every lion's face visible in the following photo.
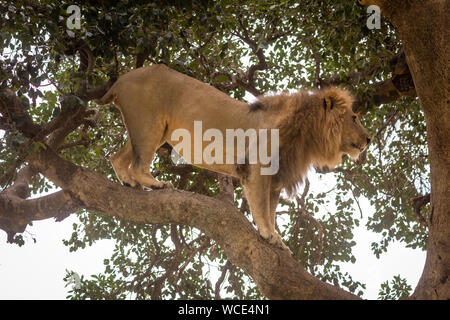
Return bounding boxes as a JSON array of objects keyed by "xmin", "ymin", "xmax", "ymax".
[{"xmin": 339, "ymin": 111, "xmax": 371, "ymax": 159}]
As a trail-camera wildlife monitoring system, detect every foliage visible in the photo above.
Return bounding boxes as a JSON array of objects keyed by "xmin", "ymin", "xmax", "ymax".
[{"xmin": 378, "ymin": 275, "xmax": 412, "ymax": 300}]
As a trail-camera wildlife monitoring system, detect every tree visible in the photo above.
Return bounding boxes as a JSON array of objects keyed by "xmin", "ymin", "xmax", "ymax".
[{"xmin": 0, "ymin": 0, "xmax": 447, "ymax": 299}]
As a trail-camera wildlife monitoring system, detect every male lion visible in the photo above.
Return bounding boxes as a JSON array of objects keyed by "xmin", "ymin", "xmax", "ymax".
[{"xmin": 95, "ymin": 64, "xmax": 370, "ymax": 252}]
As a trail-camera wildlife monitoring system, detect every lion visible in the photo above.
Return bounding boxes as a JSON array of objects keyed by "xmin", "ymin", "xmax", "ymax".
[{"xmin": 95, "ymin": 64, "xmax": 370, "ymax": 252}]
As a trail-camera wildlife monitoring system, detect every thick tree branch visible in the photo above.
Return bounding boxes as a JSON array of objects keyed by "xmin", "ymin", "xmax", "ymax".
[
  {"xmin": 3, "ymin": 166, "xmax": 35, "ymax": 199},
  {"xmin": 0, "ymin": 89, "xmax": 41, "ymax": 138},
  {"xmin": 0, "ymin": 189, "xmax": 82, "ymax": 242},
  {"xmin": 411, "ymin": 193, "xmax": 430, "ymax": 227},
  {"xmin": 0, "ymin": 89, "xmax": 88, "ymax": 187},
  {"xmin": 0, "ymin": 146, "xmax": 362, "ymax": 300},
  {"xmin": 321, "ymin": 50, "xmax": 416, "ymax": 113}
]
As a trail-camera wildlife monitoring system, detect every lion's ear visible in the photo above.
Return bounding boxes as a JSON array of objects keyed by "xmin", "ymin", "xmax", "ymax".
[{"xmin": 323, "ymin": 97, "xmax": 334, "ymax": 111}]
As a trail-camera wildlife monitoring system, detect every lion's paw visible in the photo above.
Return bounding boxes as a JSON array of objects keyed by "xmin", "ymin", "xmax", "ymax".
[
  {"xmin": 161, "ymin": 181, "xmax": 174, "ymax": 189},
  {"xmin": 156, "ymin": 181, "xmax": 173, "ymax": 189},
  {"xmin": 122, "ymin": 180, "xmax": 138, "ymax": 188},
  {"xmin": 151, "ymin": 181, "xmax": 174, "ymax": 190},
  {"xmin": 260, "ymin": 231, "xmax": 292, "ymax": 255}
]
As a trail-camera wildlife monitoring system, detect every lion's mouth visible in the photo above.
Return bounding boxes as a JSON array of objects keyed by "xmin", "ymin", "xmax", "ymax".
[{"xmin": 351, "ymin": 143, "xmax": 363, "ymax": 152}]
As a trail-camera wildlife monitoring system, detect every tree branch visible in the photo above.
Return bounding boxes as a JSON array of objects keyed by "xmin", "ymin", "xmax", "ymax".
[
  {"xmin": 0, "ymin": 189, "xmax": 82, "ymax": 242},
  {"xmin": 82, "ymin": 76, "xmax": 117, "ymax": 102},
  {"xmin": 215, "ymin": 261, "xmax": 231, "ymax": 299},
  {"xmin": 0, "ymin": 89, "xmax": 41, "ymax": 138},
  {"xmin": 215, "ymin": 174, "xmax": 235, "ymax": 204},
  {"xmin": 294, "ymin": 180, "xmax": 324, "ymax": 266},
  {"xmin": 411, "ymin": 193, "xmax": 430, "ymax": 226},
  {"xmin": 320, "ymin": 50, "xmax": 416, "ymax": 113},
  {"xmin": 231, "ymin": 16, "xmax": 272, "ymax": 96},
  {"xmin": 3, "ymin": 166, "xmax": 35, "ymax": 199},
  {"xmin": 304, "ymin": 38, "xmax": 321, "ymax": 88},
  {"xmin": 1, "ymin": 146, "xmax": 361, "ymax": 300},
  {"xmin": 0, "ymin": 89, "xmax": 88, "ymax": 187}
]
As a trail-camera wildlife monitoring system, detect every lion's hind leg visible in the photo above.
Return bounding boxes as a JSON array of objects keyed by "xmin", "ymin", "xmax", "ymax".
[
  {"xmin": 126, "ymin": 124, "xmax": 173, "ymax": 190},
  {"xmin": 110, "ymin": 140, "xmax": 135, "ymax": 187},
  {"xmin": 129, "ymin": 159, "xmax": 173, "ymax": 190}
]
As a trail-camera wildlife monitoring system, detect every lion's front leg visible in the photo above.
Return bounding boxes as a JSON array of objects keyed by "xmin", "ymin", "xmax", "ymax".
[
  {"xmin": 109, "ymin": 139, "xmax": 172, "ymax": 189},
  {"xmin": 128, "ymin": 153, "xmax": 173, "ymax": 190},
  {"xmin": 268, "ymin": 185, "xmax": 291, "ymax": 253},
  {"xmin": 243, "ymin": 172, "xmax": 290, "ymax": 253}
]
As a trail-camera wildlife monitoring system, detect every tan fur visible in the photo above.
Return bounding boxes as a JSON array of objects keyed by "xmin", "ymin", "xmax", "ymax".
[{"xmin": 96, "ymin": 64, "xmax": 370, "ymax": 252}]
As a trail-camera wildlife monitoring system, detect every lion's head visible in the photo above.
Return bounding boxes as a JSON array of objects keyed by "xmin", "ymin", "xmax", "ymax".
[{"xmin": 320, "ymin": 87, "xmax": 371, "ymax": 163}]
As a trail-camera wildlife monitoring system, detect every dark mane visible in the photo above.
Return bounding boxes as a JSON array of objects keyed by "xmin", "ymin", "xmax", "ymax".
[{"xmin": 248, "ymin": 100, "xmax": 266, "ymax": 112}]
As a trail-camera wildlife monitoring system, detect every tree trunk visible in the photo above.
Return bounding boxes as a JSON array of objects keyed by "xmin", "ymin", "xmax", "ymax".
[{"xmin": 370, "ymin": 0, "xmax": 449, "ymax": 299}]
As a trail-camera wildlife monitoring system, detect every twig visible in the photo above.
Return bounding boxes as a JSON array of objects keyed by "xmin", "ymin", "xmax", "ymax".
[
  {"xmin": 214, "ymin": 261, "xmax": 231, "ymax": 300},
  {"xmin": 215, "ymin": 174, "xmax": 235, "ymax": 204},
  {"xmin": 303, "ymin": 37, "xmax": 321, "ymax": 88},
  {"xmin": 411, "ymin": 193, "xmax": 430, "ymax": 226},
  {"xmin": 373, "ymin": 109, "xmax": 399, "ymax": 142},
  {"xmin": 293, "ymin": 179, "xmax": 324, "ymax": 265}
]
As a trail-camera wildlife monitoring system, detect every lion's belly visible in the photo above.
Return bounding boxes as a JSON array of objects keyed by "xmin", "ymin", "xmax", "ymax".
[
  {"xmin": 188, "ymin": 161, "xmax": 239, "ymax": 178},
  {"xmin": 166, "ymin": 129, "xmax": 243, "ymax": 177}
]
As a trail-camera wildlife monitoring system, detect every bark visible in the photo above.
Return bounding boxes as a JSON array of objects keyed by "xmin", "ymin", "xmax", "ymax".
[
  {"xmin": 361, "ymin": 0, "xmax": 450, "ymax": 299},
  {"xmin": 6, "ymin": 146, "xmax": 358, "ymax": 300}
]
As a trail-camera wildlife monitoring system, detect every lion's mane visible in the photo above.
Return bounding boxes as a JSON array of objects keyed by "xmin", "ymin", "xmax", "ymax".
[{"xmin": 251, "ymin": 87, "xmax": 355, "ymax": 196}]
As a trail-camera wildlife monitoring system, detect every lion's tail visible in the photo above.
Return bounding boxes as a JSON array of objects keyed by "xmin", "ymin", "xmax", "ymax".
[{"xmin": 94, "ymin": 82, "xmax": 118, "ymax": 105}]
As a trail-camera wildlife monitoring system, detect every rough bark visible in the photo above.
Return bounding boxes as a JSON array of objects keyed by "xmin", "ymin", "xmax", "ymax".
[{"xmin": 360, "ymin": 0, "xmax": 449, "ymax": 299}]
